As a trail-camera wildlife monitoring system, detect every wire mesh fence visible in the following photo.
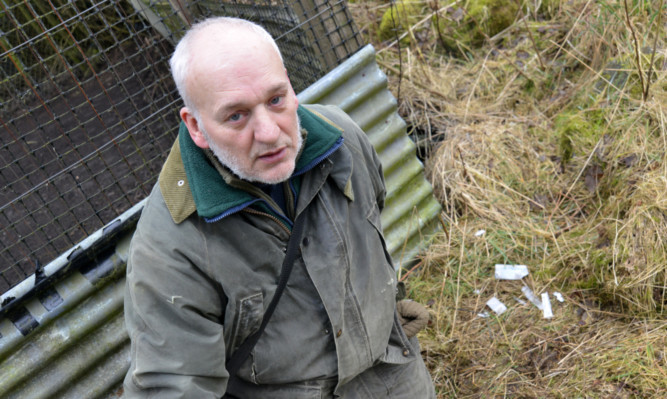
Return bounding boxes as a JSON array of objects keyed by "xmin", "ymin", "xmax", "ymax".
[{"xmin": 0, "ymin": 0, "xmax": 362, "ymax": 295}]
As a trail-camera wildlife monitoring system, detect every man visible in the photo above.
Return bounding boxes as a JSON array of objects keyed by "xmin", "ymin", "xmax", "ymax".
[{"xmin": 123, "ymin": 17, "xmax": 435, "ymax": 398}]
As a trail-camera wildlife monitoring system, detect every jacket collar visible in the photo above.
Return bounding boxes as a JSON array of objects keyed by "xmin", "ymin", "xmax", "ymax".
[{"xmin": 159, "ymin": 105, "xmax": 346, "ymax": 224}]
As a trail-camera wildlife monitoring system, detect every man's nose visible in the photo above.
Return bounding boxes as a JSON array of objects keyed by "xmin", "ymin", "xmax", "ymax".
[{"xmin": 253, "ymin": 108, "xmax": 280, "ymax": 143}]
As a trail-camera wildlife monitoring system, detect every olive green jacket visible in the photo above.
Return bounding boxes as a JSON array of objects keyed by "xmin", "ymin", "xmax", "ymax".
[{"xmin": 123, "ymin": 104, "xmax": 424, "ymax": 398}]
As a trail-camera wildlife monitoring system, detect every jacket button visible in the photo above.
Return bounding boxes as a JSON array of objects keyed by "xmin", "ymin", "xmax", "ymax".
[
  {"xmin": 402, "ymin": 348, "xmax": 410, "ymax": 357},
  {"xmin": 302, "ymin": 237, "xmax": 310, "ymax": 246},
  {"xmin": 336, "ymin": 329, "xmax": 342, "ymax": 338}
]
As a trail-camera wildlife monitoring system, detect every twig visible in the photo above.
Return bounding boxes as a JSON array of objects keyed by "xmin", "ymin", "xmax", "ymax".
[
  {"xmin": 431, "ymin": 0, "xmax": 449, "ymax": 51},
  {"xmin": 389, "ymin": 0, "xmax": 403, "ymax": 102},
  {"xmin": 169, "ymin": 0, "xmax": 193, "ymax": 26},
  {"xmin": 643, "ymin": 0, "xmax": 664, "ymax": 100},
  {"xmin": 623, "ymin": 0, "xmax": 646, "ymax": 101},
  {"xmin": 399, "ymin": 260, "xmax": 424, "ymax": 282},
  {"xmin": 378, "ymin": 4, "xmax": 457, "ymax": 55},
  {"xmin": 516, "ymin": 2, "xmax": 546, "ymax": 71},
  {"xmin": 439, "ymin": 213, "xmax": 450, "ymax": 241}
]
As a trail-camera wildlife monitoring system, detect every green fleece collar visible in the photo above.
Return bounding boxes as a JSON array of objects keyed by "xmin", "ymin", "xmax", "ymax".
[{"xmin": 176, "ymin": 105, "xmax": 343, "ymax": 221}]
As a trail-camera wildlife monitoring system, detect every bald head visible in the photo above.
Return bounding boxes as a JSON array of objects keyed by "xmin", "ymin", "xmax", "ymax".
[
  {"xmin": 173, "ymin": 17, "xmax": 301, "ymax": 184},
  {"xmin": 170, "ymin": 17, "xmax": 284, "ymax": 116}
]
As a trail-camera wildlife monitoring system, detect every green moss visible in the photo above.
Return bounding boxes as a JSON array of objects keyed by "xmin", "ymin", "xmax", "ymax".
[
  {"xmin": 378, "ymin": 0, "xmax": 424, "ymax": 42},
  {"xmin": 575, "ymin": 273, "xmax": 602, "ymax": 290},
  {"xmin": 555, "ymin": 114, "xmax": 579, "ymax": 165},
  {"xmin": 467, "ymin": 0, "xmax": 519, "ymax": 40},
  {"xmin": 591, "ymin": 249, "xmax": 614, "ymax": 269},
  {"xmin": 433, "ymin": 0, "xmax": 519, "ymax": 55},
  {"xmin": 523, "ymin": 78, "xmax": 536, "ymax": 95},
  {"xmin": 533, "ymin": 268, "xmax": 557, "ymax": 280},
  {"xmin": 432, "ymin": 13, "xmax": 474, "ymax": 55},
  {"xmin": 554, "ymin": 110, "xmax": 608, "ymax": 166}
]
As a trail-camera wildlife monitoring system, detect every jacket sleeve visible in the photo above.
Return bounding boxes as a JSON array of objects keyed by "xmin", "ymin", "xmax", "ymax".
[{"xmin": 123, "ymin": 189, "xmax": 228, "ymax": 398}]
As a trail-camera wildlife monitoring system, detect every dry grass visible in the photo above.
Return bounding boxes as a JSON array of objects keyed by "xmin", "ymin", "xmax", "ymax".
[{"xmin": 350, "ymin": 0, "xmax": 666, "ymax": 397}]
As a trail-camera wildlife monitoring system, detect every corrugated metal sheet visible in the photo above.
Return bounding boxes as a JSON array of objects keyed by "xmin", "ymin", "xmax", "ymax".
[
  {"xmin": 0, "ymin": 44, "xmax": 441, "ymax": 398},
  {"xmin": 299, "ymin": 44, "xmax": 441, "ymax": 264}
]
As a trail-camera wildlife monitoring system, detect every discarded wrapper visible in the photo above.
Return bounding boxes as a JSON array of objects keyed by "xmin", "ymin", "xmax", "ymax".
[
  {"xmin": 521, "ymin": 285, "xmax": 543, "ymax": 310},
  {"xmin": 553, "ymin": 292, "xmax": 564, "ymax": 302},
  {"xmin": 475, "ymin": 229, "xmax": 486, "ymax": 237},
  {"xmin": 513, "ymin": 296, "xmax": 527, "ymax": 305},
  {"xmin": 541, "ymin": 292, "xmax": 553, "ymax": 318},
  {"xmin": 495, "ymin": 264, "xmax": 529, "ymax": 280},
  {"xmin": 486, "ymin": 296, "xmax": 508, "ymax": 315}
]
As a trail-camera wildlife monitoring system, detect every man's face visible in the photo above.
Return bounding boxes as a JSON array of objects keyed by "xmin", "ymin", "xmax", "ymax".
[{"xmin": 181, "ymin": 34, "xmax": 301, "ymax": 184}]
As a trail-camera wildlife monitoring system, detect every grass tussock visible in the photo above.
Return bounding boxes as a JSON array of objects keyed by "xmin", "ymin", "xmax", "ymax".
[{"xmin": 350, "ymin": 0, "xmax": 666, "ymax": 397}]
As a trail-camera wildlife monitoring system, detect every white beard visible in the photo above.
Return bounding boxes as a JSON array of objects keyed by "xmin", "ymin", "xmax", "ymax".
[{"xmin": 201, "ymin": 114, "xmax": 302, "ymax": 184}]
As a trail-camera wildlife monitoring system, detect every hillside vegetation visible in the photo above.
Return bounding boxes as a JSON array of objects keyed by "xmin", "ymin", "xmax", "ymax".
[{"xmin": 350, "ymin": 0, "xmax": 666, "ymax": 397}]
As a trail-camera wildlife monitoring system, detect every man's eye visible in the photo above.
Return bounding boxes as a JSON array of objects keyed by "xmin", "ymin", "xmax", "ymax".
[
  {"xmin": 270, "ymin": 96, "xmax": 283, "ymax": 105},
  {"xmin": 229, "ymin": 113, "xmax": 242, "ymax": 122}
]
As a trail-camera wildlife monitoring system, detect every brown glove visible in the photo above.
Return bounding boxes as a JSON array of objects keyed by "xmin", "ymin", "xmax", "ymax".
[{"xmin": 396, "ymin": 300, "xmax": 430, "ymax": 338}]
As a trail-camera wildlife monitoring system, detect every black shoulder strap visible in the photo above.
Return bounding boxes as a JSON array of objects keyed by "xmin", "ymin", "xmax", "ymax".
[{"xmin": 225, "ymin": 214, "xmax": 307, "ymax": 377}]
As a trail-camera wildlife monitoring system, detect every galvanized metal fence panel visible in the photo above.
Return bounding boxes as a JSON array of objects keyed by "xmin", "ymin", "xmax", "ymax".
[
  {"xmin": 0, "ymin": 0, "xmax": 177, "ymax": 295},
  {"xmin": 0, "ymin": 0, "xmax": 362, "ymax": 295},
  {"xmin": 0, "ymin": 44, "xmax": 441, "ymax": 399}
]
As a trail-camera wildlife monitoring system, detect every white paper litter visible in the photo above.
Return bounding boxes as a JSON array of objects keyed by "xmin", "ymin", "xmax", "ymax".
[
  {"xmin": 477, "ymin": 311, "xmax": 490, "ymax": 318},
  {"xmin": 541, "ymin": 292, "xmax": 553, "ymax": 318},
  {"xmin": 495, "ymin": 264, "xmax": 529, "ymax": 280},
  {"xmin": 521, "ymin": 285, "xmax": 543, "ymax": 310},
  {"xmin": 486, "ymin": 296, "xmax": 508, "ymax": 315},
  {"xmin": 475, "ymin": 229, "xmax": 486, "ymax": 237},
  {"xmin": 473, "ymin": 289, "xmax": 481, "ymax": 295},
  {"xmin": 553, "ymin": 292, "xmax": 564, "ymax": 302},
  {"xmin": 513, "ymin": 296, "xmax": 527, "ymax": 305}
]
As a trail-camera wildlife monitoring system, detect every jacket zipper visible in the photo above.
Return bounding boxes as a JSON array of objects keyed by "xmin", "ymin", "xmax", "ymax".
[{"xmin": 243, "ymin": 207, "xmax": 291, "ymax": 235}]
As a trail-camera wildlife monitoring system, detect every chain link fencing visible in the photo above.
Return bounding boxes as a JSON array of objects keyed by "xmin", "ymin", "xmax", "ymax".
[{"xmin": 0, "ymin": 0, "xmax": 362, "ymax": 294}]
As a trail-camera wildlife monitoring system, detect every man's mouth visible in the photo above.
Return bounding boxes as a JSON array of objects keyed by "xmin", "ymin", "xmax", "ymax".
[{"xmin": 257, "ymin": 146, "xmax": 287, "ymax": 163}]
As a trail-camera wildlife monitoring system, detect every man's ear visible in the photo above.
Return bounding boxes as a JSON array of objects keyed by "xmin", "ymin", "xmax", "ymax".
[{"xmin": 180, "ymin": 107, "xmax": 210, "ymax": 149}]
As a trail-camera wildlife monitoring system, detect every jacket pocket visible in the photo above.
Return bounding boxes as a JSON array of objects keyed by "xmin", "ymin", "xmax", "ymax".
[
  {"xmin": 380, "ymin": 310, "xmax": 418, "ymax": 365},
  {"xmin": 229, "ymin": 292, "xmax": 263, "ymax": 354}
]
